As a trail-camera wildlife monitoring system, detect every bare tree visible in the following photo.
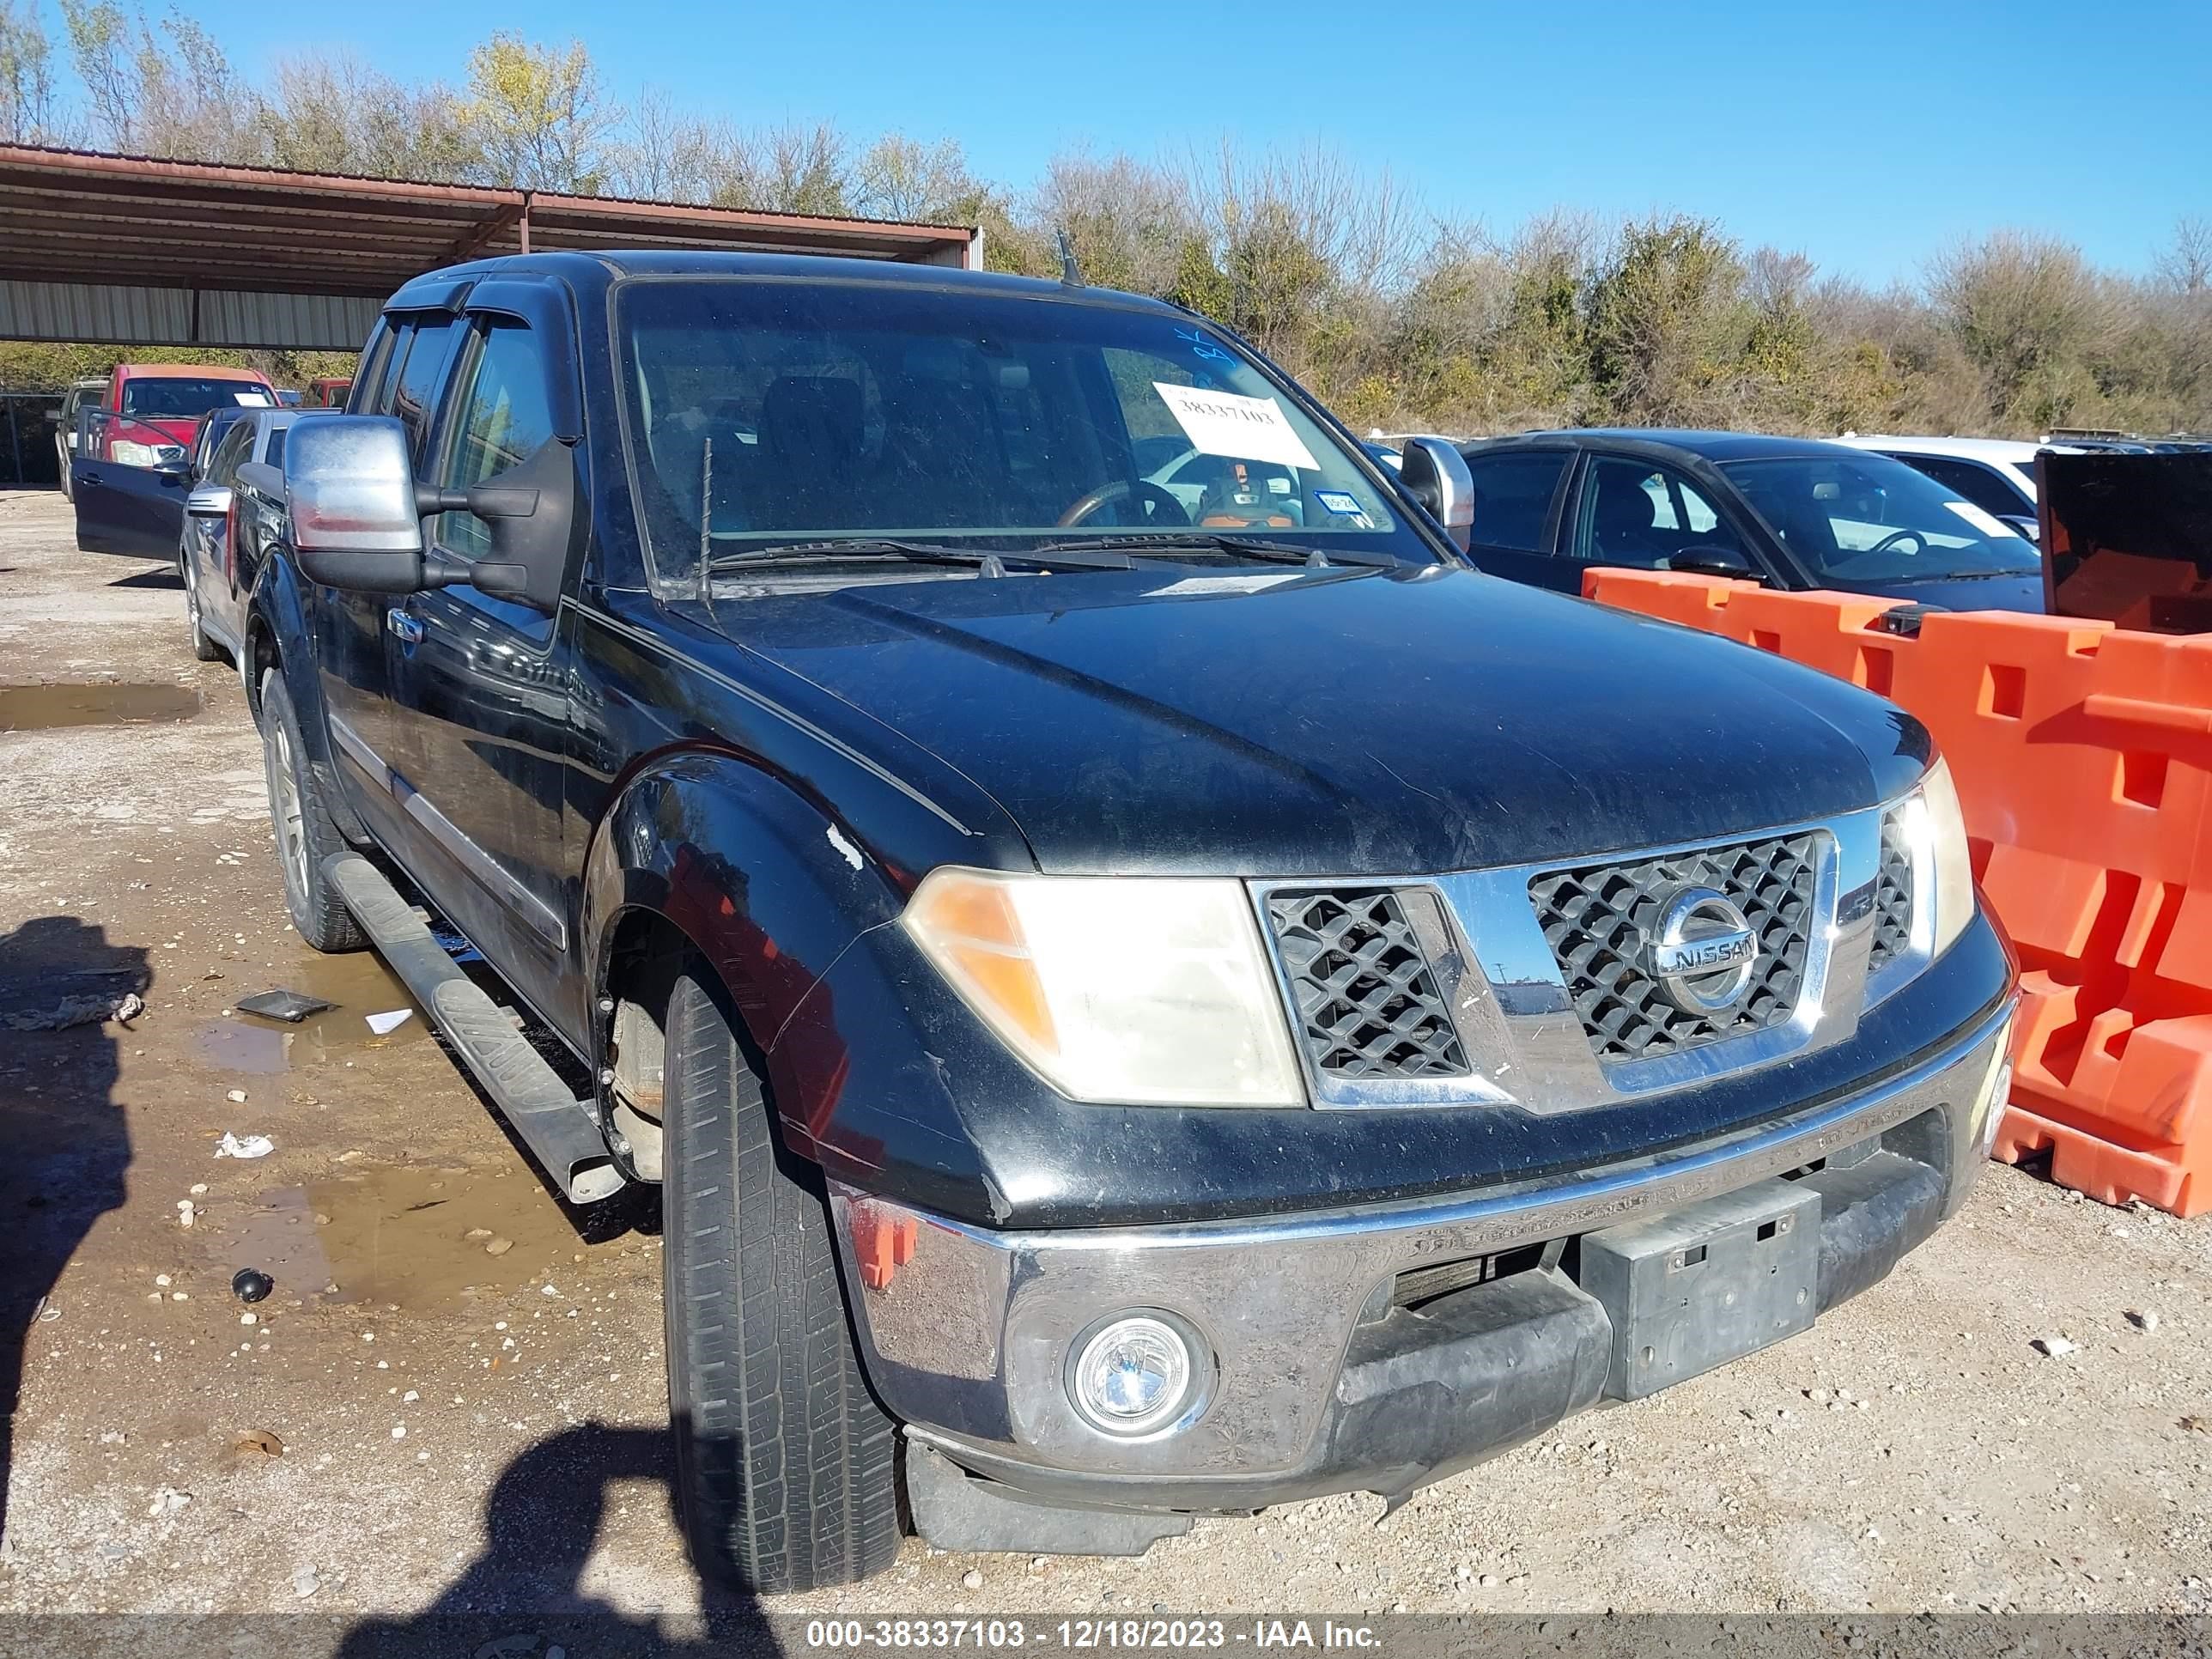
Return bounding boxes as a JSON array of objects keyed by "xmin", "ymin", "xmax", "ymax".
[
  {"xmin": 463, "ymin": 32, "xmax": 615, "ymax": 192},
  {"xmin": 852, "ymin": 132, "xmax": 981, "ymax": 222},
  {"xmin": 0, "ymin": 0, "xmax": 62, "ymax": 143},
  {"xmin": 2155, "ymin": 216, "xmax": 2212, "ymax": 295}
]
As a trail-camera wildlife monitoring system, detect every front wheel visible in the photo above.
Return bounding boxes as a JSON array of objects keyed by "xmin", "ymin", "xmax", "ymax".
[
  {"xmin": 661, "ymin": 963, "xmax": 900, "ymax": 1592},
  {"xmin": 258, "ymin": 667, "xmax": 364, "ymax": 952}
]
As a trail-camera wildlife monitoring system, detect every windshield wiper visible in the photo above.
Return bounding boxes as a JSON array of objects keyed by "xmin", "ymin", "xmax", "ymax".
[
  {"xmin": 708, "ymin": 538, "xmax": 1132, "ymax": 574},
  {"xmin": 1036, "ymin": 532, "xmax": 1399, "ymax": 569}
]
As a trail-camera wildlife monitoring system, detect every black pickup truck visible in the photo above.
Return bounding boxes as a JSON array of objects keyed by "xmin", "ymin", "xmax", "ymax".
[{"xmin": 236, "ymin": 250, "xmax": 2018, "ymax": 1591}]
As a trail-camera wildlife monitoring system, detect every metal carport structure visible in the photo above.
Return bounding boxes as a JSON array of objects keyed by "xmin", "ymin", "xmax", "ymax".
[{"xmin": 0, "ymin": 144, "xmax": 981, "ymax": 352}]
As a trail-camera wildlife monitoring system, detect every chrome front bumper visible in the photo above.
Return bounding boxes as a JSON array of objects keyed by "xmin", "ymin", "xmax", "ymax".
[{"xmin": 830, "ymin": 998, "xmax": 2015, "ymax": 1514}]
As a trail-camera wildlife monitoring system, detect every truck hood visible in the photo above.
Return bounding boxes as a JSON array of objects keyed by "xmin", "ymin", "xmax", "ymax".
[
  {"xmin": 132, "ymin": 416, "xmax": 201, "ymax": 447},
  {"xmin": 727, "ymin": 562, "xmax": 1932, "ymax": 876}
]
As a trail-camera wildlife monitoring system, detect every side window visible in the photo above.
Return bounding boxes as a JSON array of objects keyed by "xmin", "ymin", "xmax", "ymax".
[
  {"xmin": 392, "ymin": 317, "xmax": 465, "ymax": 465},
  {"xmin": 263, "ymin": 426, "xmax": 287, "ymax": 471},
  {"xmin": 208, "ymin": 420, "xmax": 253, "ymax": 488},
  {"xmin": 1572, "ymin": 458, "xmax": 1745, "ymax": 567},
  {"xmin": 434, "ymin": 321, "xmax": 556, "ymax": 562},
  {"xmin": 354, "ymin": 323, "xmax": 404, "ymax": 416},
  {"xmin": 1462, "ymin": 452, "xmax": 1569, "ymax": 552},
  {"xmin": 1895, "ymin": 454, "xmax": 2026, "ymax": 517}
]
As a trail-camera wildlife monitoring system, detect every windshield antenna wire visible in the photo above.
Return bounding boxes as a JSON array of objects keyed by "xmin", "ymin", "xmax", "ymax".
[{"xmin": 696, "ymin": 434, "xmax": 714, "ymax": 614}]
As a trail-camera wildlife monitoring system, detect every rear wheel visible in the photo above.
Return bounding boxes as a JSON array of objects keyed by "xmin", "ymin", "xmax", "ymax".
[
  {"xmin": 258, "ymin": 667, "xmax": 364, "ymax": 952},
  {"xmin": 661, "ymin": 963, "xmax": 900, "ymax": 1592},
  {"xmin": 181, "ymin": 544, "xmax": 222, "ymax": 662}
]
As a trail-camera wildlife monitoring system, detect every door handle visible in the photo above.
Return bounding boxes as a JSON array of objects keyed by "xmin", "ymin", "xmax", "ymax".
[{"xmin": 386, "ymin": 607, "xmax": 425, "ymax": 646}]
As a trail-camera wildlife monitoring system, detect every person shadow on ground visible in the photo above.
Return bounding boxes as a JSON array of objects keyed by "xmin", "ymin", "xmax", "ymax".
[
  {"xmin": 332, "ymin": 1421, "xmax": 780, "ymax": 1659},
  {"xmin": 0, "ymin": 915, "xmax": 143, "ymax": 1552}
]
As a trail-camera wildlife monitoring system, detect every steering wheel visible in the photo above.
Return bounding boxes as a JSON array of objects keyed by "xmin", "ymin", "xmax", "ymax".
[
  {"xmin": 1056, "ymin": 480, "xmax": 1191, "ymax": 528},
  {"xmin": 1866, "ymin": 529, "xmax": 1928, "ymax": 559}
]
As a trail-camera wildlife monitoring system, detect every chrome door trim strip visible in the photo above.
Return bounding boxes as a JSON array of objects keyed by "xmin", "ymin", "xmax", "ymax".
[
  {"xmin": 397, "ymin": 783, "xmax": 569, "ymax": 953},
  {"xmin": 325, "ymin": 709, "xmax": 389, "ymax": 791}
]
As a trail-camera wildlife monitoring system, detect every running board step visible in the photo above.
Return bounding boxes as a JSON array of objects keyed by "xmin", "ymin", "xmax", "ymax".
[{"xmin": 325, "ymin": 853, "xmax": 625, "ymax": 1205}]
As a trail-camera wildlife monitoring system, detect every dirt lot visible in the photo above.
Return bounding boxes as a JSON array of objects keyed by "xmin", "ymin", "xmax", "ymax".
[{"xmin": 1, "ymin": 488, "xmax": 2208, "ymax": 1645}]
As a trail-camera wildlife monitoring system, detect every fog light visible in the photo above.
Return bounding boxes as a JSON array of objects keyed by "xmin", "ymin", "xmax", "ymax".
[{"xmin": 1067, "ymin": 1313, "xmax": 1199, "ymax": 1435}]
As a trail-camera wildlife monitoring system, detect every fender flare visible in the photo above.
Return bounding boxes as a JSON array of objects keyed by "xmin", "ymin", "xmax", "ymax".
[{"xmin": 580, "ymin": 749, "xmax": 911, "ymax": 1152}]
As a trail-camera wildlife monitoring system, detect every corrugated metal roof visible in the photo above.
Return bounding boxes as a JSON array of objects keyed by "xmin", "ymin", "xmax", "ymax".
[
  {"xmin": 0, "ymin": 143, "xmax": 980, "ymax": 348},
  {"xmin": 0, "ymin": 280, "xmax": 380, "ymax": 350},
  {"xmin": 0, "ymin": 277, "xmax": 190, "ymax": 342},
  {"xmin": 0, "ymin": 143, "xmax": 977, "ymax": 297}
]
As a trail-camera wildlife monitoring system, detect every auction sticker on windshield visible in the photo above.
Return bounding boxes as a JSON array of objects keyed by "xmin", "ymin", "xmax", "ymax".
[{"xmin": 1154, "ymin": 383, "xmax": 1319, "ymax": 471}]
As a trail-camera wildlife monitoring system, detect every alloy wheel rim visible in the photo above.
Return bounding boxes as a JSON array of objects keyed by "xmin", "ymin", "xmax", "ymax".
[{"xmin": 270, "ymin": 719, "xmax": 309, "ymax": 896}]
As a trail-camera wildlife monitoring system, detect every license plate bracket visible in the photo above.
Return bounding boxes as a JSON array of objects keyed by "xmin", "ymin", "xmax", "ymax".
[{"xmin": 1581, "ymin": 1177, "xmax": 1820, "ymax": 1401}]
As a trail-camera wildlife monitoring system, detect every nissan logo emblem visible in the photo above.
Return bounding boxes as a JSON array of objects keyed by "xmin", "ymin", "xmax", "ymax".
[{"xmin": 1645, "ymin": 886, "xmax": 1760, "ymax": 1015}]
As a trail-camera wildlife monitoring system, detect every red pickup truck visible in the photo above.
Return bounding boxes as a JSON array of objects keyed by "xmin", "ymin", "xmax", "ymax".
[
  {"xmin": 71, "ymin": 364, "xmax": 280, "ymax": 556},
  {"xmin": 104, "ymin": 363, "xmax": 278, "ymax": 452}
]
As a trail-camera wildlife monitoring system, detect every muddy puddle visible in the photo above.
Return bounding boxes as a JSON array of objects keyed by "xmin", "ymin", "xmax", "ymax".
[
  {"xmin": 0, "ymin": 680, "xmax": 204, "ymax": 731},
  {"xmin": 191, "ymin": 952, "xmax": 429, "ymax": 1073},
  {"xmin": 214, "ymin": 1162, "xmax": 580, "ymax": 1312}
]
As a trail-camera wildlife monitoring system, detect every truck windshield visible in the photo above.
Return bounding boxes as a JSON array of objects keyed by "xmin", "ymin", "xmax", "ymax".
[
  {"xmin": 1720, "ymin": 453, "xmax": 2041, "ymax": 583},
  {"xmin": 119, "ymin": 377, "xmax": 273, "ymax": 417},
  {"xmin": 615, "ymin": 279, "xmax": 1418, "ymax": 575}
]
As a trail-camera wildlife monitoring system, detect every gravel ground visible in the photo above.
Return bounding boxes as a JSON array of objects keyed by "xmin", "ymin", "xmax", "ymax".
[{"xmin": 0, "ymin": 489, "xmax": 2208, "ymax": 1650}]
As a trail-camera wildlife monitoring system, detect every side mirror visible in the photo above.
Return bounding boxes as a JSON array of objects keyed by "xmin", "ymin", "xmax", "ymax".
[
  {"xmin": 1396, "ymin": 437, "xmax": 1474, "ymax": 551},
  {"xmin": 1664, "ymin": 544, "xmax": 1759, "ymax": 580},
  {"xmin": 1996, "ymin": 514, "xmax": 2039, "ymax": 544},
  {"xmin": 283, "ymin": 414, "xmax": 566, "ymax": 610},
  {"xmin": 185, "ymin": 483, "xmax": 234, "ymax": 516},
  {"xmin": 285, "ymin": 416, "xmax": 429, "ymax": 593}
]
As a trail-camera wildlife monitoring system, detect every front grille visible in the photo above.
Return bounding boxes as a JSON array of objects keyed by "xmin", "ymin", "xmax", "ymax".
[
  {"xmin": 1528, "ymin": 833, "xmax": 1820, "ymax": 1065},
  {"xmin": 1265, "ymin": 889, "xmax": 1468, "ymax": 1079},
  {"xmin": 1869, "ymin": 810, "xmax": 1915, "ymax": 974}
]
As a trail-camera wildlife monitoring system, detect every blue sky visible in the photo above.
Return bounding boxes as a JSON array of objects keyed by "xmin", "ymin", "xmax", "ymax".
[{"xmin": 143, "ymin": 0, "xmax": 2212, "ymax": 282}]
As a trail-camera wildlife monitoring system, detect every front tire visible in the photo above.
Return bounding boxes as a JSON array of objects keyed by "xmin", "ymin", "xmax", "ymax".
[
  {"xmin": 662, "ymin": 964, "xmax": 900, "ymax": 1593},
  {"xmin": 258, "ymin": 667, "xmax": 364, "ymax": 952}
]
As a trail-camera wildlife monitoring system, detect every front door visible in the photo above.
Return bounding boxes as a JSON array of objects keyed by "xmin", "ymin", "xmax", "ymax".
[
  {"xmin": 312, "ymin": 314, "xmax": 455, "ymax": 854},
  {"xmin": 384, "ymin": 313, "xmax": 580, "ymax": 1030},
  {"xmin": 1559, "ymin": 455, "xmax": 1772, "ymax": 584},
  {"xmin": 70, "ymin": 410, "xmax": 190, "ymax": 557}
]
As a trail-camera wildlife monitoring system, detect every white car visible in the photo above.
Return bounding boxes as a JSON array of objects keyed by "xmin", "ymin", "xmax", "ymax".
[
  {"xmin": 1833, "ymin": 434, "xmax": 2074, "ymax": 539},
  {"xmin": 52, "ymin": 378, "xmax": 107, "ymax": 501}
]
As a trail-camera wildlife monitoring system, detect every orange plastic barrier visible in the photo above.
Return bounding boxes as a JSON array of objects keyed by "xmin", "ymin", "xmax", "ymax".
[{"xmin": 1585, "ymin": 568, "xmax": 2212, "ymax": 1217}]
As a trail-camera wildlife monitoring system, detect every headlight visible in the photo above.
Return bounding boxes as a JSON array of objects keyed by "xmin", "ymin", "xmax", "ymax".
[
  {"xmin": 110, "ymin": 440, "xmax": 161, "ymax": 466},
  {"xmin": 1904, "ymin": 757, "xmax": 1977, "ymax": 958},
  {"xmin": 902, "ymin": 868, "xmax": 1303, "ymax": 1105}
]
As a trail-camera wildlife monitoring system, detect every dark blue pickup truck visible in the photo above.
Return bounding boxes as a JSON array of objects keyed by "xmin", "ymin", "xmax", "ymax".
[{"xmin": 235, "ymin": 250, "xmax": 2018, "ymax": 1590}]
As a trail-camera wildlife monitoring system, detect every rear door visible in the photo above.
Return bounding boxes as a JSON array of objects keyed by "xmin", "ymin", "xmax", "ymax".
[
  {"xmin": 70, "ymin": 408, "xmax": 191, "ymax": 556},
  {"xmin": 1459, "ymin": 448, "xmax": 1577, "ymax": 590},
  {"xmin": 382, "ymin": 295, "xmax": 581, "ymax": 1027}
]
